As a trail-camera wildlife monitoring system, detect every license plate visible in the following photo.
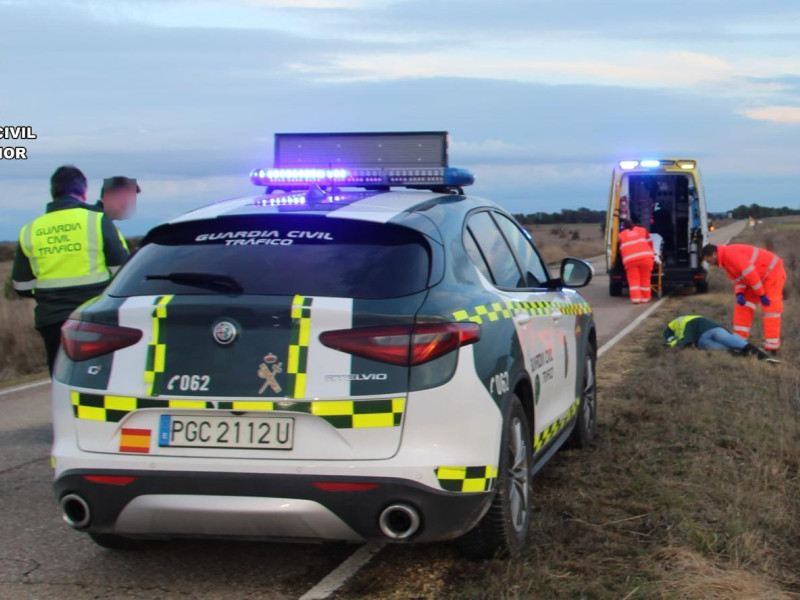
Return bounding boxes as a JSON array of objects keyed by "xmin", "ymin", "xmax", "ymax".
[{"xmin": 158, "ymin": 415, "xmax": 294, "ymax": 450}]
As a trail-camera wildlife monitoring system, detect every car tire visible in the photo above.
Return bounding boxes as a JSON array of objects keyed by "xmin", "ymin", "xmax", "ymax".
[
  {"xmin": 695, "ymin": 279, "xmax": 709, "ymax": 294},
  {"xmin": 89, "ymin": 533, "xmax": 151, "ymax": 550},
  {"xmin": 567, "ymin": 343, "xmax": 597, "ymax": 449},
  {"xmin": 457, "ymin": 395, "xmax": 531, "ymax": 559},
  {"xmin": 609, "ymin": 279, "xmax": 623, "ymax": 297}
]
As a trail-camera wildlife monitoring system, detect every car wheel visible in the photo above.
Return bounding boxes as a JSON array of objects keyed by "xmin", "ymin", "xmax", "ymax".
[
  {"xmin": 695, "ymin": 279, "xmax": 709, "ymax": 294},
  {"xmin": 567, "ymin": 344, "xmax": 597, "ymax": 448},
  {"xmin": 457, "ymin": 395, "xmax": 531, "ymax": 559},
  {"xmin": 89, "ymin": 533, "xmax": 152, "ymax": 550},
  {"xmin": 609, "ymin": 279, "xmax": 623, "ymax": 297}
]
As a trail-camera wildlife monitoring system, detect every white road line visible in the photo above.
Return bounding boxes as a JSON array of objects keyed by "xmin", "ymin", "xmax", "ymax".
[
  {"xmin": 0, "ymin": 379, "xmax": 49, "ymax": 396},
  {"xmin": 298, "ymin": 542, "xmax": 385, "ymax": 600},
  {"xmin": 598, "ymin": 297, "xmax": 667, "ymax": 357}
]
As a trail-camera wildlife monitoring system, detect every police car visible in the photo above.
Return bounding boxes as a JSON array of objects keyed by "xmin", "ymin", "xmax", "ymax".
[{"xmin": 52, "ymin": 132, "xmax": 597, "ymax": 558}]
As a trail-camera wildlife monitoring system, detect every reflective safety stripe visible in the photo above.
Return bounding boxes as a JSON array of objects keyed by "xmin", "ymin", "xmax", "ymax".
[
  {"xmin": 764, "ymin": 255, "xmax": 779, "ymax": 277},
  {"xmin": 144, "ymin": 295, "xmax": 174, "ymax": 396},
  {"xmin": 453, "ymin": 300, "xmax": 591, "ymax": 325},
  {"xmin": 744, "ymin": 302, "xmax": 757, "ymax": 310},
  {"xmin": 733, "ymin": 326, "xmax": 751, "ymax": 333},
  {"xmin": 734, "ymin": 265, "xmax": 755, "ymax": 284},
  {"xmin": 619, "ymin": 239, "xmax": 640, "ymax": 249},
  {"xmin": 752, "ymin": 281, "xmax": 764, "ymax": 291},
  {"xmin": 287, "ymin": 295, "xmax": 313, "ymax": 399},
  {"xmin": 763, "ymin": 312, "xmax": 782, "ymax": 318},
  {"xmin": 12, "ymin": 279, "xmax": 35, "ymax": 291},
  {"xmin": 535, "ymin": 397, "xmax": 580, "ymax": 451},
  {"xmin": 435, "ymin": 465, "xmax": 498, "ymax": 493},
  {"xmin": 622, "ymin": 251, "xmax": 654, "ymax": 264},
  {"xmin": 71, "ymin": 392, "xmax": 406, "ymax": 429},
  {"xmin": 750, "ymin": 246, "xmax": 759, "ymax": 263}
]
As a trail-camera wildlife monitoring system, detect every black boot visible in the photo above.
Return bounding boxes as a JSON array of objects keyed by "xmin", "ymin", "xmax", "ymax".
[{"xmin": 744, "ymin": 343, "xmax": 769, "ymax": 360}]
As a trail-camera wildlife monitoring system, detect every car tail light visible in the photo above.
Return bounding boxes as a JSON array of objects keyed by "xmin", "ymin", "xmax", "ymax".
[
  {"xmin": 319, "ymin": 322, "xmax": 480, "ymax": 366},
  {"xmin": 61, "ymin": 320, "xmax": 143, "ymax": 362}
]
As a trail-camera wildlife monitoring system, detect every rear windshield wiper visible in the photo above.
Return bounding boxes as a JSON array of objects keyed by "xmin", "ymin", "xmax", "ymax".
[{"xmin": 145, "ymin": 272, "xmax": 244, "ymax": 294}]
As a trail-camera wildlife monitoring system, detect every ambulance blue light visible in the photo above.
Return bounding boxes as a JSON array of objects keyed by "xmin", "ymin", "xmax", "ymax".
[
  {"xmin": 619, "ymin": 160, "xmax": 639, "ymax": 170},
  {"xmin": 640, "ymin": 159, "xmax": 661, "ymax": 168}
]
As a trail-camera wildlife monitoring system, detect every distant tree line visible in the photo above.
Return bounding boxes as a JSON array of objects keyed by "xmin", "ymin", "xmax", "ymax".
[
  {"xmin": 513, "ymin": 207, "xmax": 606, "ymax": 225},
  {"xmin": 729, "ymin": 204, "xmax": 800, "ymax": 219}
]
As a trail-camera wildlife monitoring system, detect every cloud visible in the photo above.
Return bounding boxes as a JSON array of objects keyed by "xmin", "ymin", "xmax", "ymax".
[{"xmin": 740, "ymin": 105, "xmax": 800, "ymax": 124}]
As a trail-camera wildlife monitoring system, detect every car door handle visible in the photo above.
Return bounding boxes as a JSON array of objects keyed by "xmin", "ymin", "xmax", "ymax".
[{"xmin": 514, "ymin": 315, "xmax": 534, "ymax": 326}]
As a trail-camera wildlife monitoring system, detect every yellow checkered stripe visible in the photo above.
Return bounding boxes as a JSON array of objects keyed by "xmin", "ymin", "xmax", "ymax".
[
  {"xmin": 435, "ymin": 465, "xmax": 498, "ymax": 493},
  {"xmin": 287, "ymin": 294, "xmax": 313, "ymax": 399},
  {"xmin": 71, "ymin": 392, "xmax": 405, "ymax": 430},
  {"xmin": 71, "ymin": 391, "xmax": 214, "ymax": 423},
  {"xmin": 144, "ymin": 295, "xmax": 174, "ymax": 396},
  {"xmin": 453, "ymin": 300, "xmax": 592, "ymax": 325},
  {"xmin": 534, "ymin": 397, "xmax": 581, "ymax": 451}
]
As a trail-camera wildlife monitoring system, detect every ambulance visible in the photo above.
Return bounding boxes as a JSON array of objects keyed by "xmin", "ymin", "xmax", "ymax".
[{"xmin": 605, "ymin": 159, "xmax": 710, "ymax": 296}]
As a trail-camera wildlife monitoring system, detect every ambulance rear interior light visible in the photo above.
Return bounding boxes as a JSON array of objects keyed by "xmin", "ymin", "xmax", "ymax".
[{"xmin": 250, "ymin": 167, "xmax": 475, "ymax": 190}]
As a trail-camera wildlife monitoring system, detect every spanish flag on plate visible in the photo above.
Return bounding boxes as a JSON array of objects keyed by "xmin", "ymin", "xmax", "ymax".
[{"xmin": 120, "ymin": 428, "xmax": 151, "ymax": 453}]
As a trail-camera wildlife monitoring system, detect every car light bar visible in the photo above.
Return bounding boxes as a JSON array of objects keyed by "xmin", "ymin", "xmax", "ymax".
[
  {"xmin": 251, "ymin": 131, "xmax": 474, "ymax": 190},
  {"xmin": 250, "ymin": 166, "xmax": 475, "ymax": 189}
]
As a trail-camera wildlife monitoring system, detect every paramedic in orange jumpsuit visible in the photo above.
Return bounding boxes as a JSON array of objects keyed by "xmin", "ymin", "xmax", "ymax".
[
  {"xmin": 701, "ymin": 244, "xmax": 786, "ymax": 353},
  {"xmin": 618, "ymin": 219, "xmax": 655, "ymax": 305}
]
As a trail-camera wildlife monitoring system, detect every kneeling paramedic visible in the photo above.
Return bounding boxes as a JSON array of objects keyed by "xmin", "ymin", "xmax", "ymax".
[
  {"xmin": 11, "ymin": 165, "xmax": 130, "ymax": 374},
  {"xmin": 701, "ymin": 243, "xmax": 786, "ymax": 354}
]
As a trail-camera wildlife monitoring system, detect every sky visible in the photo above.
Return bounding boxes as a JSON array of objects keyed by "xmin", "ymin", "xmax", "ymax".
[{"xmin": 1, "ymin": 0, "xmax": 799, "ymax": 240}]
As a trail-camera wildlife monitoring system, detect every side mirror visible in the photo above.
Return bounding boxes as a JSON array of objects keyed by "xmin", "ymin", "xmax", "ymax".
[{"xmin": 560, "ymin": 257, "xmax": 593, "ymax": 288}]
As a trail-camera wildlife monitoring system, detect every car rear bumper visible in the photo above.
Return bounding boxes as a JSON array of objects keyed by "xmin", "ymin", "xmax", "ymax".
[{"xmin": 54, "ymin": 469, "xmax": 493, "ymax": 543}]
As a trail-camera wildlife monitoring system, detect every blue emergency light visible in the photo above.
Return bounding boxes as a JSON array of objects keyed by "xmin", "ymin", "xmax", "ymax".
[
  {"xmin": 250, "ymin": 132, "xmax": 475, "ymax": 191},
  {"xmin": 618, "ymin": 158, "xmax": 695, "ymax": 171}
]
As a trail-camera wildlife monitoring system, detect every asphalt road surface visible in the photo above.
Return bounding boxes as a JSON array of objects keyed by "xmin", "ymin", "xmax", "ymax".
[{"xmin": 0, "ymin": 221, "xmax": 746, "ymax": 599}]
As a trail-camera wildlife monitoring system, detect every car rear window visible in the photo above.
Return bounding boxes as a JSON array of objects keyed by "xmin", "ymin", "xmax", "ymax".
[{"xmin": 107, "ymin": 215, "xmax": 432, "ymax": 299}]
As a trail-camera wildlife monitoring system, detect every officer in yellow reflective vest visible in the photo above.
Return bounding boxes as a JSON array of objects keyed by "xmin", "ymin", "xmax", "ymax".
[{"xmin": 11, "ymin": 165, "xmax": 130, "ymax": 374}]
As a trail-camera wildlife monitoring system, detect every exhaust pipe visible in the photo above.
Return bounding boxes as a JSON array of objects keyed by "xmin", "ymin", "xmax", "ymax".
[
  {"xmin": 378, "ymin": 504, "xmax": 421, "ymax": 540},
  {"xmin": 60, "ymin": 494, "xmax": 91, "ymax": 529}
]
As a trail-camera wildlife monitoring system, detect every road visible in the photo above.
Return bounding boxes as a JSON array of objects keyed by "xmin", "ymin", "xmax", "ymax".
[{"xmin": 0, "ymin": 221, "xmax": 746, "ymax": 599}]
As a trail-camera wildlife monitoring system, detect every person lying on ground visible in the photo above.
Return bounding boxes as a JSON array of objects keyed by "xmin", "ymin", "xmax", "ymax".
[{"xmin": 663, "ymin": 315, "xmax": 778, "ymax": 362}]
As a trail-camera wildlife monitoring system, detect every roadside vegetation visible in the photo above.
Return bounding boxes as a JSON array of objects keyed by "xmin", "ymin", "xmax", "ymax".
[
  {"xmin": 340, "ymin": 217, "xmax": 800, "ymax": 599},
  {"xmin": 0, "ymin": 259, "xmax": 46, "ymax": 380},
  {"xmin": 526, "ymin": 223, "xmax": 605, "ymax": 265}
]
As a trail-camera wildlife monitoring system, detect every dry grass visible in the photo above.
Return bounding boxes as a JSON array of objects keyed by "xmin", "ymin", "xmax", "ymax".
[
  {"xmin": 526, "ymin": 223, "xmax": 606, "ymax": 264},
  {"xmin": 0, "ymin": 261, "xmax": 47, "ymax": 380},
  {"xmin": 340, "ymin": 217, "xmax": 800, "ymax": 599}
]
